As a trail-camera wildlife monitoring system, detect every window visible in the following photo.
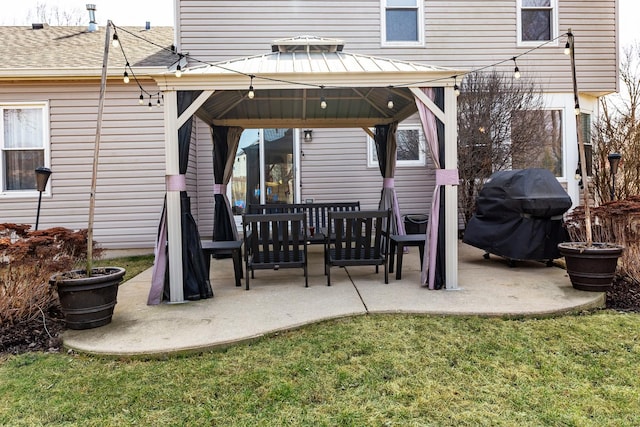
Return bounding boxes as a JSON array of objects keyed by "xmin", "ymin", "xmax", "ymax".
[
  {"xmin": 580, "ymin": 112, "xmax": 593, "ymax": 176},
  {"xmin": 368, "ymin": 126, "xmax": 426, "ymax": 167},
  {"xmin": 511, "ymin": 109, "xmax": 563, "ymax": 177},
  {"xmin": 517, "ymin": 0, "xmax": 557, "ymax": 44},
  {"xmin": 0, "ymin": 104, "xmax": 49, "ymax": 195},
  {"xmin": 381, "ymin": 0, "xmax": 424, "ymax": 46}
]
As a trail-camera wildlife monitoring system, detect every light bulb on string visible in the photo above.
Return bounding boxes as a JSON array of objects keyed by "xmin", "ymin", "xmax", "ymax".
[
  {"xmin": 512, "ymin": 57, "xmax": 521, "ymax": 79},
  {"xmin": 112, "ymin": 33, "xmax": 119, "ymax": 48},
  {"xmin": 565, "ymin": 29, "xmax": 573, "ymax": 55},
  {"xmin": 247, "ymin": 75, "xmax": 255, "ymax": 99},
  {"xmin": 574, "ymin": 103, "xmax": 580, "ymax": 115},
  {"xmin": 139, "ymin": 93, "xmax": 144, "ymax": 105},
  {"xmin": 148, "ymin": 95, "xmax": 153, "ymax": 111},
  {"xmin": 175, "ymin": 64, "xmax": 182, "ymax": 78},
  {"xmin": 453, "ymin": 76, "xmax": 460, "ymax": 96},
  {"xmin": 387, "ymin": 95, "xmax": 394, "ymax": 109},
  {"xmin": 157, "ymin": 96, "xmax": 161, "ymax": 107},
  {"xmin": 123, "ymin": 71, "xmax": 130, "ymax": 84},
  {"xmin": 320, "ymin": 86, "xmax": 327, "ymax": 109}
]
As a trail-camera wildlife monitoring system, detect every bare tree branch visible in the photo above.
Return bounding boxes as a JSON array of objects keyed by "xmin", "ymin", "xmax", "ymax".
[{"xmin": 457, "ymin": 70, "xmax": 546, "ymax": 226}]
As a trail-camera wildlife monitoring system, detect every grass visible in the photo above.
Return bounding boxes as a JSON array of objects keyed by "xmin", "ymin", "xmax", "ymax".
[
  {"xmin": 1, "ymin": 311, "xmax": 639, "ymax": 426},
  {"xmin": 93, "ymin": 254, "xmax": 154, "ymax": 283}
]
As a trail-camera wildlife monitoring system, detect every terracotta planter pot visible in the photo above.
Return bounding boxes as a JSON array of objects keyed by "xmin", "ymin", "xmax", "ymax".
[
  {"xmin": 557, "ymin": 242, "xmax": 624, "ymax": 292},
  {"xmin": 50, "ymin": 267, "xmax": 126, "ymax": 330}
]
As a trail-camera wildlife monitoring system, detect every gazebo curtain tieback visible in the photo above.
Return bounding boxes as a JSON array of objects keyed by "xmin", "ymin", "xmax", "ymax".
[
  {"xmin": 166, "ymin": 174, "xmax": 187, "ymax": 191},
  {"xmin": 382, "ymin": 178, "xmax": 405, "ymax": 236},
  {"xmin": 435, "ymin": 169, "xmax": 459, "ymax": 186},
  {"xmin": 213, "ymin": 184, "xmax": 227, "ymax": 194}
]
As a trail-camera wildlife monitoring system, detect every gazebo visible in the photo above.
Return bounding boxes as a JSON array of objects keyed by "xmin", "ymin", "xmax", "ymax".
[{"xmin": 151, "ymin": 36, "xmax": 464, "ymax": 303}]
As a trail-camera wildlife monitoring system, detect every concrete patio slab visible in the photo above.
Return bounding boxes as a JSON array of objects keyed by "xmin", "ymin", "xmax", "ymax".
[{"xmin": 62, "ymin": 243, "xmax": 605, "ymax": 357}]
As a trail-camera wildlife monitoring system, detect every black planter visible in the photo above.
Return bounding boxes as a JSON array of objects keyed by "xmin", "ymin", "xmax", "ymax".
[
  {"xmin": 50, "ymin": 267, "xmax": 126, "ymax": 330},
  {"xmin": 557, "ymin": 242, "xmax": 624, "ymax": 292}
]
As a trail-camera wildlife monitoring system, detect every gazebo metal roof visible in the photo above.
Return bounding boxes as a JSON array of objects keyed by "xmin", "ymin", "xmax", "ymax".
[{"xmin": 156, "ymin": 36, "xmax": 463, "ymax": 128}]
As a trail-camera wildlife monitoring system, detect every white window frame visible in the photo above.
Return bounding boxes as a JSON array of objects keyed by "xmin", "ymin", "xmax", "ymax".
[
  {"xmin": 380, "ymin": 0, "xmax": 425, "ymax": 47},
  {"xmin": 0, "ymin": 102, "xmax": 51, "ymax": 198},
  {"xmin": 367, "ymin": 125, "xmax": 426, "ymax": 168},
  {"xmin": 516, "ymin": 0, "xmax": 558, "ymax": 47}
]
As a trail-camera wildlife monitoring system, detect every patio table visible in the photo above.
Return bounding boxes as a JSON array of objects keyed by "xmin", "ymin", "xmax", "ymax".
[{"xmin": 389, "ymin": 234, "xmax": 427, "ymax": 280}]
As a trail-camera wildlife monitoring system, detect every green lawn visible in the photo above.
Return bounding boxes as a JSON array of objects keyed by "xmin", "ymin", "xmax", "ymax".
[
  {"xmin": 93, "ymin": 254, "xmax": 154, "ymax": 282},
  {"xmin": 1, "ymin": 312, "xmax": 639, "ymax": 426}
]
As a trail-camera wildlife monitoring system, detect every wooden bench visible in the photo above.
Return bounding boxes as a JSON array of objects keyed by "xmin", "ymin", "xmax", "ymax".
[
  {"xmin": 201, "ymin": 240, "xmax": 243, "ymax": 287},
  {"xmin": 247, "ymin": 202, "xmax": 360, "ymax": 244}
]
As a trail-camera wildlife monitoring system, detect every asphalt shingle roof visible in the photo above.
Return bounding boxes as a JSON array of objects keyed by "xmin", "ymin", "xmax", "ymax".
[{"xmin": 0, "ymin": 25, "xmax": 175, "ymax": 73}]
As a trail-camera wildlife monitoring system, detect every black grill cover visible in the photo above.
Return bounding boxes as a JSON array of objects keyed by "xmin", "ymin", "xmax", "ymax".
[{"xmin": 462, "ymin": 168, "xmax": 573, "ymax": 261}]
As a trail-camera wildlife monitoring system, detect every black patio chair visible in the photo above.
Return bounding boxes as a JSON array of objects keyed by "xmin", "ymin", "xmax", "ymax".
[
  {"xmin": 242, "ymin": 212, "xmax": 308, "ymax": 289},
  {"xmin": 324, "ymin": 209, "xmax": 390, "ymax": 286}
]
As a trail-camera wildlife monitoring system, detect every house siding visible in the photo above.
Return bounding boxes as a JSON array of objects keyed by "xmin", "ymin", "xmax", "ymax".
[
  {"xmin": 178, "ymin": 0, "xmax": 617, "ymax": 95},
  {"xmin": 0, "ymin": 79, "xmax": 166, "ymax": 250}
]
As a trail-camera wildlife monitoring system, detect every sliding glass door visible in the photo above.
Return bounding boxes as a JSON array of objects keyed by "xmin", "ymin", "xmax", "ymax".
[{"xmin": 231, "ymin": 128, "xmax": 299, "ymax": 215}]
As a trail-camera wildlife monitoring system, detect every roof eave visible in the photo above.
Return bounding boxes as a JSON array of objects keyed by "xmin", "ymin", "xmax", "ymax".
[
  {"xmin": 0, "ymin": 67, "xmax": 167, "ymax": 80},
  {"xmin": 155, "ymin": 70, "xmax": 467, "ymax": 91}
]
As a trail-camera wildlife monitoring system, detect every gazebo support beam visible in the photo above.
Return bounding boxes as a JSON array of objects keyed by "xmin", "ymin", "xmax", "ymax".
[
  {"xmin": 444, "ymin": 86, "xmax": 459, "ymax": 290},
  {"xmin": 163, "ymin": 90, "xmax": 184, "ymax": 303}
]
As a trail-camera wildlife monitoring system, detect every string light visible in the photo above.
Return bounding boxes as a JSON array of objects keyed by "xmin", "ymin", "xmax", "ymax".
[
  {"xmin": 148, "ymin": 95, "xmax": 153, "ymax": 110},
  {"xmin": 565, "ymin": 29, "xmax": 573, "ymax": 55},
  {"xmin": 110, "ymin": 24, "xmax": 573, "ymax": 112},
  {"xmin": 574, "ymin": 102, "xmax": 580, "ymax": 115},
  {"xmin": 387, "ymin": 88, "xmax": 394, "ymax": 109},
  {"xmin": 157, "ymin": 96, "xmax": 162, "ymax": 107},
  {"xmin": 247, "ymin": 75, "xmax": 255, "ymax": 99},
  {"xmin": 320, "ymin": 86, "xmax": 327, "ymax": 109},
  {"xmin": 123, "ymin": 62, "xmax": 130, "ymax": 83}
]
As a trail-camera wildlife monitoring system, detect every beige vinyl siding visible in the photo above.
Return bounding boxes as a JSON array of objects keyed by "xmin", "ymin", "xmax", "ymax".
[
  {"xmin": 178, "ymin": 0, "xmax": 617, "ymax": 96},
  {"xmin": 0, "ymin": 79, "xmax": 166, "ymax": 250}
]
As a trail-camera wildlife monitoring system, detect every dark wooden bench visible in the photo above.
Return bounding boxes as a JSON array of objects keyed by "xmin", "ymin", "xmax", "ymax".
[
  {"xmin": 247, "ymin": 202, "xmax": 360, "ymax": 244},
  {"xmin": 201, "ymin": 240, "xmax": 243, "ymax": 287}
]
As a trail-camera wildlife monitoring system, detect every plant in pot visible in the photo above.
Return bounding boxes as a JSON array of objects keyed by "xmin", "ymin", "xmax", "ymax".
[
  {"xmin": 49, "ymin": 22, "xmax": 126, "ymax": 330},
  {"xmin": 557, "ymin": 30, "xmax": 624, "ymax": 292}
]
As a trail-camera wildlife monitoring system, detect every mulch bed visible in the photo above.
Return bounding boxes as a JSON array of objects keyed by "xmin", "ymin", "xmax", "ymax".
[
  {"xmin": 607, "ymin": 276, "xmax": 640, "ymax": 313},
  {"xmin": 1, "ymin": 277, "xmax": 639, "ymax": 357},
  {"xmin": 0, "ymin": 305, "xmax": 65, "ymax": 356}
]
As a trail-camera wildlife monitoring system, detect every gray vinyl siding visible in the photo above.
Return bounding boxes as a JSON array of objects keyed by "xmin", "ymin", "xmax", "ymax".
[
  {"xmin": 0, "ymin": 79, "xmax": 166, "ymax": 250},
  {"xmin": 178, "ymin": 0, "xmax": 617, "ymax": 96}
]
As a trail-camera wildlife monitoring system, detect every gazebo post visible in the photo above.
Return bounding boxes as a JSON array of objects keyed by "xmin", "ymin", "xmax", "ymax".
[
  {"xmin": 163, "ymin": 90, "xmax": 185, "ymax": 303},
  {"xmin": 444, "ymin": 85, "xmax": 459, "ymax": 290}
]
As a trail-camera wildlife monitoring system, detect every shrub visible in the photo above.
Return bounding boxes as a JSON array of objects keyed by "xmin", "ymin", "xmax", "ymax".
[{"xmin": 0, "ymin": 224, "xmax": 102, "ymax": 327}]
